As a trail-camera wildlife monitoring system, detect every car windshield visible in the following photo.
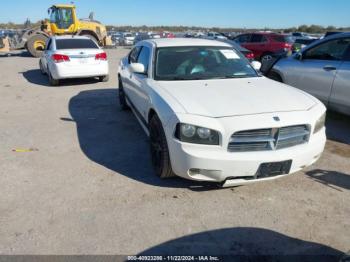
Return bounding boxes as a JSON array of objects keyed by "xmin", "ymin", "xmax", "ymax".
[
  {"xmin": 155, "ymin": 46, "xmax": 258, "ymax": 81},
  {"xmin": 56, "ymin": 39, "xmax": 98, "ymax": 49}
]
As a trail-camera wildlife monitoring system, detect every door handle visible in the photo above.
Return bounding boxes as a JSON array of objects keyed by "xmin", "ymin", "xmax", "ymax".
[{"xmin": 323, "ymin": 66, "xmax": 337, "ymax": 71}]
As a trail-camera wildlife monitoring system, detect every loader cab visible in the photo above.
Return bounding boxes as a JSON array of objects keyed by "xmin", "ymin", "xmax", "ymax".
[{"xmin": 48, "ymin": 5, "xmax": 77, "ymax": 33}]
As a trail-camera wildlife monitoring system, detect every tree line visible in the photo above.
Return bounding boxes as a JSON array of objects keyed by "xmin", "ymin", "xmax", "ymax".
[{"xmin": 1, "ymin": 20, "xmax": 349, "ymax": 34}]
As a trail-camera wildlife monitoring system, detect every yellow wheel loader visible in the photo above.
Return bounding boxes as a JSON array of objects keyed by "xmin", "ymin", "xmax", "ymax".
[{"xmin": 8, "ymin": 4, "xmax": 107, "ymax": 57}]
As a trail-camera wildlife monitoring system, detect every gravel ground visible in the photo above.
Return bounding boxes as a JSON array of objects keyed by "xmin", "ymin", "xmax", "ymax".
[{"xmin": 0, "ymin": 49, "xmax": 349, "ymax": 258}]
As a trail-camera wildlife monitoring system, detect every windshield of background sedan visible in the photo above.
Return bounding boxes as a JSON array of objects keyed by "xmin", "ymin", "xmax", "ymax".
[{"xmin": 155, "ymin": 46, "xmax": 258, "ymax": 80}]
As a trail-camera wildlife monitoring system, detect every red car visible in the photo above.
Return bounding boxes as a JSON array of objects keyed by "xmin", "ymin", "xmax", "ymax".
[{"xmin": 234, "ymin": 32, "xmax": 293, "ymax": 61}]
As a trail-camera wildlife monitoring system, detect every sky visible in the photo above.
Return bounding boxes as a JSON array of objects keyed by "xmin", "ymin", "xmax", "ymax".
[{"xmin": 0, "ymin": 0, "xmax": 349, "ymax": 28}]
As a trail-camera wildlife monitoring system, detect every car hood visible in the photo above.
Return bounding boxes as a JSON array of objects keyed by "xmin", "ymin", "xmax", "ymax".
[{"xmin": 155, "ymin": 77, "xmax": 316, "ymax": 118}]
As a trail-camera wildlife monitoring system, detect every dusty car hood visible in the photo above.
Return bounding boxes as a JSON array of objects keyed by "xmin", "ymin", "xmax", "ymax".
[{"xmin": 156, "ymin": 77, "xmax": 316, "ymax": 117}]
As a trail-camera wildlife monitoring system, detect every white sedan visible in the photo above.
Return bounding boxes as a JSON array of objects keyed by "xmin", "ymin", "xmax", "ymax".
[
  {"xmin": 39, "ymin": 36, "xmax": 109, "ymax": 86},
  {"xmin": 118, "ymin": 38, "xmax": 326, "ymax": 187}
]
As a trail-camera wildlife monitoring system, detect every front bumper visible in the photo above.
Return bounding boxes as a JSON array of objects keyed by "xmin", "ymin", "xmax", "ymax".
[
  {"xmin": 169, "ymin": 129, "xmax": 325, "ymax": 186},
  {"xmin": 165, "ymin": 109, "xmax": 326, "ymax": 186}
]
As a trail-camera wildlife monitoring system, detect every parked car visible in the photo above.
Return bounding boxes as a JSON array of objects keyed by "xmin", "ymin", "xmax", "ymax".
[
  {"xmin": 291, "ymin": 32, "xmax": 314, "ymax": 40},
  {"xmin": 39, "ymin": 36, "xmax": 109, "ymax": 86},
  {"xmin": 111, "ymin": 32, "xmax": 123, "ymax": 46},
  {"xmin": 207, "ymin": 32, "xmax": 227, "ymax": 40},
  {"xmin": 121, "ymin": 32, "xmax": 135, "ymax": 45},
  {"xmin": 267, "ymin": 33, "xmax": 350, "ymax": 116},
  {"xmin": 234, "ymin": 32, "xmax": 293, "ymax": 61},
  {"xmin": 117, "ymin": 38, "xmax": 326, "ymax": 186},
  {"xmin": 134, "ymin": 33, "xmax": 162, "ymax": 45}
]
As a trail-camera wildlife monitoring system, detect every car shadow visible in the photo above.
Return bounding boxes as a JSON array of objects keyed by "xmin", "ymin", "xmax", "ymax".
[
  {"xmin": 68, "ymin": 88, "xmax": 220, "ymax": 190},
  {"xmin": 305, "ymin": 169, "xmax": 350, "ymax": 192},
  {"xmin": 138, "ymin": 227, "xmax": 345, "ymax": 261},
  {"xmin": 326, "ymin": 111, "xmax": 350, "ymax": 145},
  {"xmin": 21, "ymin": 69, "xmax": 101, "ymax": 87},
  {"xmin": 0, "ymin": 50, "xmax": 32, "ymax": 58}
]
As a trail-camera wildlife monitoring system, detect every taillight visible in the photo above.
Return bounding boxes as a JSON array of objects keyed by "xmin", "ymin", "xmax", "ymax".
[
  {"xmin": 245, "ymin": 52, "xmax": 255, "ymax": 60},
  {"xmin": 95, "ymin": 52, "xmax": 107, "ymax": 60},
  {"xmin": 284, "ymin": 43, "xmax": 292, "ymax": 49},
  {"xmin": 51, "ymin": 54, "xmax": 70, "ymax": 63}
]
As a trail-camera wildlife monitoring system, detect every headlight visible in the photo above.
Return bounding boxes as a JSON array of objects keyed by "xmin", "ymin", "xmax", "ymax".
[
  {"xmin": 313, "ymin": 112, "xmax": 326, "ymax": 134},
  {"xmin": 175, "ymin": 123, "xmax": 220, "ymax": 145}
]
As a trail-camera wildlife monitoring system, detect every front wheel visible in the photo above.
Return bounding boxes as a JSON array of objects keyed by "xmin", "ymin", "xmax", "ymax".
[
  {"xmin": 261, "ymin": 53, "xmax": 273, "ymax": 62},
  {"xmin": 118, "ymin": 79, "xmax": 129, "ymax": 110},
  {"xmin": 149, "ymin": 114, "xmax": 175, "ymax": 178}
]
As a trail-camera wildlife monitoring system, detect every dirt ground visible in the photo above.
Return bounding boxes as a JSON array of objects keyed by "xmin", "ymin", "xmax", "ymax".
[{"xmin": 0, "ymin": 49, "xmax": 349, "ymax": 258}]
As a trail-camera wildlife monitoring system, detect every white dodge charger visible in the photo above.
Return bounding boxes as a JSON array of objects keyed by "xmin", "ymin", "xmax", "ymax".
[
  {"xmin": 118, "ymin": 38, "xmax": 326, "ymax": 186},
  {"xmin": 39, "ymin": 36, "xmax": 109, "ymax": 86}
]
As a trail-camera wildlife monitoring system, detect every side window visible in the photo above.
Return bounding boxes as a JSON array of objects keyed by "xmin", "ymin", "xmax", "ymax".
[
  {"xmin": 128, "ymin": 46, "xmax": 141, "ymax": 64},
  {"xmin": 250, "ymin": 34, "xmax": 263, "ymax": 43},
  {"xmin": 237, "ymin": 34, "xmax": 250, "ymax": 43},
  {"xmin": 304, "ymin": 38, "xmax": 350, "ymax": 61},
  {"xmin": 137, "ymin": 46, "xmax": 151, "ymax": 73}
]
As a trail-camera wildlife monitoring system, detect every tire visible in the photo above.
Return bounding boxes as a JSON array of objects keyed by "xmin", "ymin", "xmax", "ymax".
[
  {"xmin": 26, "ymin": 34, "xmax": 48, "ymax": 58},
  {"xmin": 267, "ymin": 71, "xmax": 283, "ymax": 83},
  {"xmin": 48, "ymin": 71, "xmax": 59, "ymax": 86},
  {"xmin": 99, "ymin": 75, "xmax": 109, "ymax": 82},
  {"xmin": 118, "ymin": 78, "xmax": 129, "ymax": 110},
  {"xmin": 149, "ymin": 114, "xmax": 175, "ymax": 179},
  {"xmin": 260, "ymin": 53, "xmax": 273, "ymax": 62},
  {"xmin": 39, "ymin": 60, "xmax": 46, "ymax": 75}
]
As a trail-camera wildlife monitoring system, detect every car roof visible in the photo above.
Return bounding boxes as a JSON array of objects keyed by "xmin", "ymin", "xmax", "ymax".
[
  {"xmin": 146, "ymin": 38, "xmax": 232, "ymax": 47},
  {"xmin": 304, "ymin": 32, "xmax": 350, "ymax": 50},
  {"xmin": 52, "ymin": 35, "xmax": 92, "ymax": 40}
]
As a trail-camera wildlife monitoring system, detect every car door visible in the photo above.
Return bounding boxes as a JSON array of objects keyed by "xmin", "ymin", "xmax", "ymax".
[
  {"xmin": 283, "ymin": 38, "xmax": 349, "ymax": 104},
  {"xmin": 128, "ymin": 45, "xmax": 152, "ymax": 121},
  {"xmin": 329, "ymin": 40, "xmax": 350, "ymax": 115},
  {"xmin": 121, "ymin": 46, "xmax": 142, "ymax": 105}
]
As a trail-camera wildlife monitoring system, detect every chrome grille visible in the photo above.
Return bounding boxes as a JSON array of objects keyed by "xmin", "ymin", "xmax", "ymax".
[{"xmin": 228, "ymin": 125, "xmax": 310, "ymax": 152}]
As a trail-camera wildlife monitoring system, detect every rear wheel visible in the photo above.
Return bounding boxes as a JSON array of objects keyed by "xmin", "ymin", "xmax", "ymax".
[
  {"xmin": 39, "ymin": 60, "xmax": 46, "ymax": 75},
  {"xmin": 149, "ymin": 114, "xmax": 175, "ymax": 178},
  {"xmin": 27, "ymin": 34, "xmax": 48, "ymax": 58},
  {"xmin": 48, "ymin": 71, "xmax": 59, "ymax": 86},
  {"xmin": 260, "ymin": 52, "xmax": 273, "ymax": 62},
  {"xmin": 99, "ymin": 75, "xmax": 109, "ymax": 82}
]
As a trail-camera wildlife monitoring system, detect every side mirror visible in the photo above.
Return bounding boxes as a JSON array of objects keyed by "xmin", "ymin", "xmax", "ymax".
[
  {"xmin": 129, "ymin": 63, "xmax": 146, "ymax": 74},
  {"xmin": 251, "ymin": 61, "xmax": 262, "ymax": 71}
]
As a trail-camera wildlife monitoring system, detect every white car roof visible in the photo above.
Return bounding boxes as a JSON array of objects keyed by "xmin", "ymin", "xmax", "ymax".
[
  {"xmin": 52, "ymin": 35, "xmax": 91, "ymax": 40},
  {"xmin": 147, "ymin": 38, "xmax": 232, "ymax": 48}
]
